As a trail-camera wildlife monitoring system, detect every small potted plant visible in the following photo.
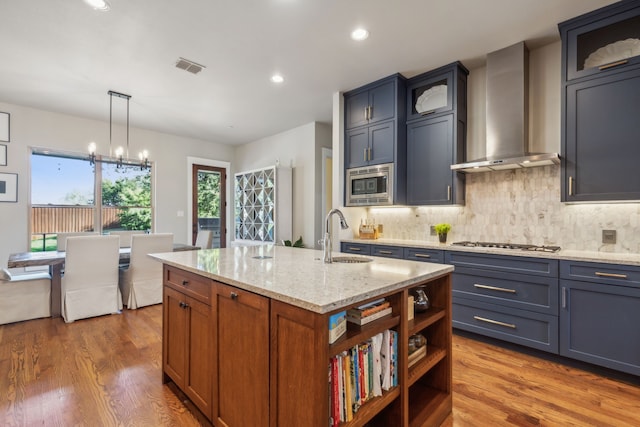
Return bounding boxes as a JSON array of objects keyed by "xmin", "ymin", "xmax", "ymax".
[{"xmin": 434, "ymin": 223, "xmax": 451, "ymax": 243}]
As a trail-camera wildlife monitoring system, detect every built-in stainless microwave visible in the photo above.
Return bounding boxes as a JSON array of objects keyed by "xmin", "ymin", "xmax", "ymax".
[{"xmin": 346, "ymin": 163, "xmax": 394, "ymax": 206}]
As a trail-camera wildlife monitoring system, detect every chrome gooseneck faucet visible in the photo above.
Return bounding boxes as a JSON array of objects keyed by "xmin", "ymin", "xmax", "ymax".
[{"xmin": 323, "ymin": 208, "xmax": 349, "ymax": 263}]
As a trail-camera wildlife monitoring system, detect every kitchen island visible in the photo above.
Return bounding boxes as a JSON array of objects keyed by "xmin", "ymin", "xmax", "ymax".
[{"xmin": 151, "ymin": 244, "xmax": 454, "ymax": 427}]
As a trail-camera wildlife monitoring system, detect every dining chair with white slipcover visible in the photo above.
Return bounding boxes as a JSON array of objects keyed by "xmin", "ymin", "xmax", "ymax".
[
  {"xmin": 56, "ymin": 231, "xmax": 98, "ymax": 251},
  {"xmin": 0, "ymin": 268, "xmax": 51, "ymax": 324},
  {"xmin": 61, "ymin": 235, "xmax": 121, "ymax": 323},
  {"xmin": 195, "ymin": 230, "xmax": 213, "ymax": 249},
  {"xmin": 119, "ymin": 233, "xmax": 173, "ymax": 309},
  {"xmin": 108, "ymin": 230, "xmax": 146, "ymax": 248}
]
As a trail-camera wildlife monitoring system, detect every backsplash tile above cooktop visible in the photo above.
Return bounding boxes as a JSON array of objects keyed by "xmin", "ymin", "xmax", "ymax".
[{"xmin": 365, "ymin": 165, "xmax": 640, "ymax": 253}]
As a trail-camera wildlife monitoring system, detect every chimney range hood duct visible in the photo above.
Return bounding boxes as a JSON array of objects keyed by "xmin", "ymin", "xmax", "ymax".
[{"xmin": 451, "ymin": 42, "xmax": 559, "ymax": 173}]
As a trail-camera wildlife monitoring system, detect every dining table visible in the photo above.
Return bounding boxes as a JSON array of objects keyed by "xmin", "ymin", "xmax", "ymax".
[{"xmin": 7, "ymin": 243, "xmax": 199, "ymax": 318}]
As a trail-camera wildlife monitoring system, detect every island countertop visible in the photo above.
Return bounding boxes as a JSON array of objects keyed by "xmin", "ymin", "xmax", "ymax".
[{"xmin": 150, "ymin": 244, "xmax": 453, "ymax": 314}]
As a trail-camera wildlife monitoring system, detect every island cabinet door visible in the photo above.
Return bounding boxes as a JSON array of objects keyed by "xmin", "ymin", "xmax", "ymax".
[
  {"xmin": 270, "ymin": 300, "xmax": 328, "ymax": 427},
  {"xmin": 213, "ymin": 282, "xmax": 270, "ymax": 427},
  {"xmin": 163, "ymin": 287, "xmax": 189, "ymax": 388}
]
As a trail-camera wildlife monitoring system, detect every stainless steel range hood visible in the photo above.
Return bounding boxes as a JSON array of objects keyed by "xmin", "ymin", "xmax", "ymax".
[{"xmin": 451, "ymin": 42, "xmax": 559, "ymax": 173}]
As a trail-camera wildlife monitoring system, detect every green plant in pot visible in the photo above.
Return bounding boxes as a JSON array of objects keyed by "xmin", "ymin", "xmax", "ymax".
[{"xmin": 434, "ymin": 223, "xmax": 451, "ymax": 243}]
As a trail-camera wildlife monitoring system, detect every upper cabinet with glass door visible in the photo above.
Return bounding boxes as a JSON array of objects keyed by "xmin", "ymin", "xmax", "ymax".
[
  {"xmin": 405, "ymin": 64, "xmax": 459, "ymax": 122},
  {"xmin": 560, "ymin": 0, "xmax": 640, "ymax": 82}
]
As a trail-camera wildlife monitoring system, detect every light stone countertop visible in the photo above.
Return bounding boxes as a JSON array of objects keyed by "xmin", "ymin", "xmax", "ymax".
[
  {"xmin": 150, "ymin": 245, "xmax": 453, "ymax": 314},
  {"xmin": 342, "ymin": 238, "xmax": 640, "ymax": 266}
]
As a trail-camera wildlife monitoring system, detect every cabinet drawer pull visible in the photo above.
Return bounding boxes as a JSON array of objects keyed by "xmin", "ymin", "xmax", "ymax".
[
  {"xmin": 364, "ymin": 106, "xmax": 369, "ymax": 121},
  {"xmin": 473, "ymin": 315, "xmax": 516, "ymax": 329},
  {"xmin": 230, "ymin": 292, "xmax": 238, "ymax": 300},
  {"xmin": 414, "ymin": 253, "xmax": 431, "ymax": 258},
  {"xmin": 378, "ymin": 250, "xmax": 393, "ymax": 255},
  {"xmin": 348, "ymin": 247, "xmax": 362, "ymax": 251},
  {"xmin": 368, "ymin": 106, "xmax": 373, "ymax": 120},
  {"xmin": 179, "ymin": 301, "xmax": 189, "ymax": 309},
  {"xmin": 598, "ymin": 59, "xmax": 628, "ymax": 70},
  {"xmin": 447, "ymin": 185, "xmax": 451, "ymax": 201},
  {"xmin": 363, "ymin": 148, "xmax": 368, "ymax": 162},
  {"xmin": 368, "ymin": 147, "xmax": 372, "ymax": 161},
  {"xmin": 474, "ymin": 283, "xmax": 516, "ymax": 294},
  {"xmin": 420, "ymin": 109, "xmax": 436, "ymax": 116},
  {"xmin": 595, "ymin": 271, "xmax": 628, "ymax": 279},
  {"xmin": 182, "ymin": 280, "xmax": 189, "ymax": 286}
]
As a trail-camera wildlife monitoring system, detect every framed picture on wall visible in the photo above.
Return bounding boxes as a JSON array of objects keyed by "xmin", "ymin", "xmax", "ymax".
[
  {"xmin": 0, "ymin": 112, "xmax": 9, "ymax": 142},
  {"xmin": 0, "ymin": 172, "xmax": 17, "ymax": 202},
  {"xmin": 0, "ymin": 145, "xmax": 6, "ymax": 166}
]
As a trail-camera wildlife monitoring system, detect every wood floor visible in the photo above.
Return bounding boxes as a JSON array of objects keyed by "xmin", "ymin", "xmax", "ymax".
[{"xmin": 1, "ymin": 306, "xmax": 639, "ymax": 427}]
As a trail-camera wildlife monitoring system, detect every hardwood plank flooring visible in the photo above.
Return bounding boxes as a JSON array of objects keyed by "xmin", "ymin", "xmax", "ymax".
[{"xmin": 1, "ymin": 307, "xmax": 639, "ymax": 426}]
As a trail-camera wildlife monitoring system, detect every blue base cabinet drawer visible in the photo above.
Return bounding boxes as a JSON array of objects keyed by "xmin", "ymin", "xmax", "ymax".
[
  {"xmin": 446, "ymin": 251, "xmax": 558, "ymax": 277},
  {"xmin": 453, "ymin": 297, "xmax": 559, "ymax": 353},
  {"xmin": 453, "ymin": 270, "xmax": 558, "ymax": 315},
  {"xmin": 560, "ymin": 260, "xmax": 640, "ymax": 287},
  {"xmin": 404, "ymin": 247, "xmax": 444, "ymax": 263},
  {"xmin": 371, "ymin": 244, "xmax": 403, "ymax": 259},
  {"xmin": 340, "ymin": 242, "xmax": 371, "ymax": 255}
]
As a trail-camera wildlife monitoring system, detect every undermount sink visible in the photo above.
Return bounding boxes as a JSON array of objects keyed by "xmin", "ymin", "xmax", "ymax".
[{"xmin": 331, "ymin": 256, "xmax": 373, "ymax": 263}]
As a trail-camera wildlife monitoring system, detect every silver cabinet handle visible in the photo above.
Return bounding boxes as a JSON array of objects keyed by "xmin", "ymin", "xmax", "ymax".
[
  {"xmin": 364, "ymin": 148, "xmax": 368, "ymax": 162},
  {"xmin": 368, "ymin": 147, "xmax": 372, "ymax": 161},
  {"xmin": 473, "ymin": 316, "xmax": 516, "ymax": 329},
  {"xmin": 595, "ymin": 271, "xmax": 628, "ymax": 279},
  {"xmin": 562, "ymin": 287, "xmax": 567, "ymax": 309},
  {"xmin": 364, "ymin": 107, "xmax": 369, "ymax": 121},
  {"xmin": 447, "ymin": 185, "xmax": 451, "ymax": 201},
  {"xmin": 348, "ymin": 247, "xmax": 361, "ymax": 251},
  {"xmin": 368, "ymin": 106, "xmax": 373, "ymax": 120},
  {"xmin": 568, "ymin": 176, "xmax": 574, "ymax": 196},
  {"xmin": 378, "ymin": 250, "xmax": 392, "ymax": 255},
  {"xmin": 414, "ymin": 253, "xmax": 431, "ymax": 258},
  {"xmin": 474, "ymin": 284, "xmax": 516, "ymax": 294}
]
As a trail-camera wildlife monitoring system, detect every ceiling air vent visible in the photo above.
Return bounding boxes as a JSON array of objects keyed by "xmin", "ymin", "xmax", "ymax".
[{"xmin": 175, "ymin": 57, "xmax": 206, "ymax": 75}]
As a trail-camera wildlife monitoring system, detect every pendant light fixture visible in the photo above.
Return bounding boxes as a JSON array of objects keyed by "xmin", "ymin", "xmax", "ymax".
[{"xmin": 87, "ymin": 90, "xmax": 149, "ymax": 170}]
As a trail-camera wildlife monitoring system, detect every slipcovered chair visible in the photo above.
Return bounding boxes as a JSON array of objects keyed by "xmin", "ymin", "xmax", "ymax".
[
  {"xmin": 0, "ymin": 268, "xmax": 51, "ymax": 324},
  {"xmin": 56, "ymin": 231, "xmax": 98, "ymax": 251},
  {"xmin": 119, "ymin": 233, "xmax": 173, "ymax": 309},
  {"xmin": 195, "ymin": 230, "xmax": 213, "ymax": 249},
  {"xmin": 61, "ymin": 235, "xmax": 121, "ymax": 323},
  {"xmin": 109, "ymin": 230, "xmax": 146, "ymax": 248}
]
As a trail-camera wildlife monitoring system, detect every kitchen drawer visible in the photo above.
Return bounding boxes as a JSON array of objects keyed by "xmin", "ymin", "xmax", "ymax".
[
  {"xmin": 164, "ymin": 265, "xmax": 212, "ymax": 305},
  {"xmin": 453, "ymin": 297, "xmax": 558, "ymax": 353},
  {"xmin": 453, "ymin": 270, "xmax": 558, "ymax": 315},
  {"xmin": 340, "ymin": 242, "xmax": 371, "ymax": 255},
  {"xmin": 446, "ymin": 251, "xmax": 558, "ymax": 277},
  {"xmin": 560, "ymin": 260, "xmax": 640, "ymax": 287},
  {"xmin": 371, "ymin": 244, "xmax": 403, "ymax": 259},
  {"xmin": 404, "ymin": 247, "xmax": 444, "ymax": 264}
]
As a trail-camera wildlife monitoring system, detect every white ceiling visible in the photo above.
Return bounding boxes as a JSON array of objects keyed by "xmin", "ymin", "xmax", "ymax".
[{"xmin": 0, "ymin": 0, "xmax": 618, "ymax": 145}]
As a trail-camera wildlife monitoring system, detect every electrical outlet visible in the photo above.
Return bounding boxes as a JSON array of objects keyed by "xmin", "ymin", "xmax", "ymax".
[
  {"xmin": 430, "ymin": 225, "xmax": 436, "ymax": 236},
  {"xmin": 602, "ymin": 229, "xmax": 616, "ymax": 244}
]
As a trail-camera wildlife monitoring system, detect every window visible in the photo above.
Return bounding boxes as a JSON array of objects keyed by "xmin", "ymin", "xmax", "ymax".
[{"xmin": 30, "ymin": 150, "xmax": 153, "ymax": 251}]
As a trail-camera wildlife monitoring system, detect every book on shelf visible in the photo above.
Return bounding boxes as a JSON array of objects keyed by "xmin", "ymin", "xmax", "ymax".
[
  {"xmin": 348, "ymin": 299, "xmax": 391, "ymax": 318},
  {"xmin": 346, "ymin": 306, "xmax": 392, "ymax": 326},
  {"xmin": 328, "ymin": 311, "xmax": 347, "ymax": 344},
  {"xmin": 408, "ymin": 345, "xmax": 427, "ymax": 368}
]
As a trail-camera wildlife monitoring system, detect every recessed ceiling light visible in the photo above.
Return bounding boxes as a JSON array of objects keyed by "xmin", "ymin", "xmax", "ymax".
[
  {"xmin": 84, "ymin": 0, "xmax": 110, "ymax": 11},
  {"xmin": 271, "ymin": 74, "xmax": 284, "ymax": 84},
  {"xmin": 351, "ymin": 28, "xmax": 369, "ymax": 41}
]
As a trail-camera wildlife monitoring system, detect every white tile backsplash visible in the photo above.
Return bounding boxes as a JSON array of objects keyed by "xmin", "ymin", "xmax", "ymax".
[{"xmin": 365, "ymin": 165, "xmax": 640, "ymax": 253}]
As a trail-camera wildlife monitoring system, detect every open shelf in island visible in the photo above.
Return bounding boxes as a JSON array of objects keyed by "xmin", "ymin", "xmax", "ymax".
[{"xmin": 330, "ymin": 314, "xmax": 400, "ymax": 357}]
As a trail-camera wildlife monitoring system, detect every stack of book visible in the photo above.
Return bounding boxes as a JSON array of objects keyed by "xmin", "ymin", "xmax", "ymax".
[
  {"xmin": 328, "ymin": 311, "xmax": 347, "ymax": 344},
  {"xmin": 346, "ymin": 298, "xmax": 392, "ymax": 326},
  {"xmin": 329, "ymin": 330, "xmax": 398, "ymax": 426}
]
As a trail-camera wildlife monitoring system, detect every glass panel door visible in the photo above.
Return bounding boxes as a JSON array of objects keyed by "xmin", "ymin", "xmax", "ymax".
[{"xmin": 192, "ymin": 165, "xmax": 226, "ymax": 248}]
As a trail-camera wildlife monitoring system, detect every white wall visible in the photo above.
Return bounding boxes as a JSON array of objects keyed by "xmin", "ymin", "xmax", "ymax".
[
  {"xmin": 234, "ymin": 122, "xmax": 332, "ymax": 249},
  {"xmin": 0, "ymin": 101, "xmax": 235, "ymax": 266}
]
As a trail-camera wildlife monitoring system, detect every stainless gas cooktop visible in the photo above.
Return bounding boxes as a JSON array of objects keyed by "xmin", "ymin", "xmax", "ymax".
[{"xmin": 451, "ymin": 241, "xmax": 561, "ymax": 253}]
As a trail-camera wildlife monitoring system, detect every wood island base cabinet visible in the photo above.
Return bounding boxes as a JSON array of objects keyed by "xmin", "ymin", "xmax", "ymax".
[{"xmin": 162, "ymin": 264, "xmax": 452, "ymax": 427}]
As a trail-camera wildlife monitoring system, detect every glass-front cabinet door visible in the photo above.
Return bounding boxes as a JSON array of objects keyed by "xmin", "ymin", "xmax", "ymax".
[
  {"xmin": 406, "ymin": 70, "xmax": 453, "ymax": 122},
  {"xmin": 562, "ymin": 2, "xmax": 640, "ymax": 81}
]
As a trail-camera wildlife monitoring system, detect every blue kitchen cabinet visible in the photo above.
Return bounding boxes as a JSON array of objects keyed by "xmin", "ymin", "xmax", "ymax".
[
  {"xmin": 404, "ymin": 247, "xmax": 444, "ymax": 264},
  {"xmin": 340, "ymin": 241, "xmax": 371, "ymax": 255},
  {"xmin": 405, "ymin": 62, "xmax": 467, "ymax": 206},
  {"xmin": 446, "ymin": 251, "xmax": 559, "ymax": 353},
  {"xmin": 559, "ymin": 260, "xmax": 640, "ymax": 376},
  {"xmin": 559, "ymin": 0, "xmax": 640, "ymax": 202},
  {"xmin": 344, "ymin": 74, "xmax": 407, "ymax": 169}
]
